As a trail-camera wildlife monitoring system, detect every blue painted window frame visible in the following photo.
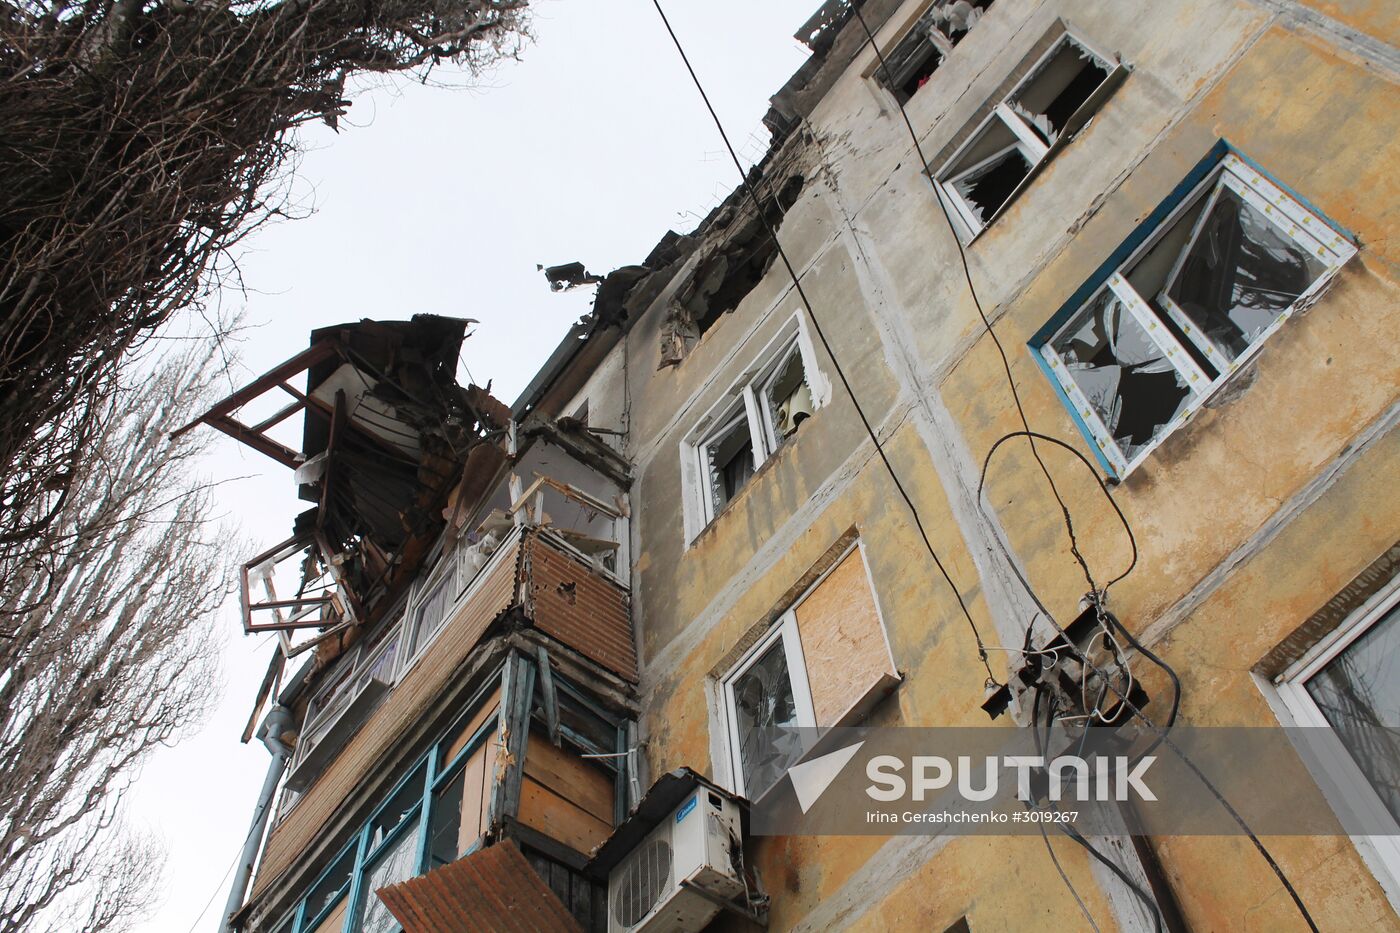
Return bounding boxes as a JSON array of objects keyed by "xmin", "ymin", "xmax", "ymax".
[
  {"xmin": 280, "ymin": 671, "xmax": 505, "ymax": 933},
  {"xmin": 274, "ymin": 657, "xmax": 637, "ymax": 933},
  {"xmin": 1029, "ymin": 140, "xmax": 1358, "ymax": 477}
]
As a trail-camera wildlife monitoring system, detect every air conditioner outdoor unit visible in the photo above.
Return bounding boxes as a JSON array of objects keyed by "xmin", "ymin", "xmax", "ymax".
[{"xmin": 607, "ymin": 790, "xmax": 745, "ymax": 933}]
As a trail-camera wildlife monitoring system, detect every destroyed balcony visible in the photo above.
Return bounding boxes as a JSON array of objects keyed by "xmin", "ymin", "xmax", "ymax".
[{"xmin": 251, "ymin": 522, "xmax": 637, "ymax": 907}]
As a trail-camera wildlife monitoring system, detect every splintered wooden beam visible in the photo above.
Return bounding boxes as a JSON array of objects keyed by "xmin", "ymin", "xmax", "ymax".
[
  {"xmin": 173, "ymin": 340, "xmax": 340, "ymax": 437},
  {"xmin": 206, "ymin": 414, "xmax": 302, "ymax": 468}
]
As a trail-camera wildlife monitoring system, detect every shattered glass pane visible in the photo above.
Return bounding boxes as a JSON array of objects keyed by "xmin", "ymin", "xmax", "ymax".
[
  {"xmin": 1166, "ymin": 184, "xmax": 1328, "ymax": 359},
  {"xmin": 766, "ymin": 350, "xmax": 810, "ymax": 440},
  {"xmin": 1010, "ymin": 38, "xmax": 1110, "ymax": 145},
  {"xmin": 428, "ymin": 768, "xmax": 466, "ymax": 868},
  {"xmin": 732, "ymin": 639, "xmax": 804, "ymax": 797},
  {"xmin": 302, "ymin": 846, "xmax": 354, "ymax": 921},
  {"xmin": 357, "ymin": 817, "xmax": 421, "ymax": 933},
  {"xmin": 1305, "ymin": 601, "xmax": 1400, "ymax": 823},
  {"xmin": 1052, "ymin": 289, "xmax": 1194, "ymax": 463},
  {"xmin": 952, "ymin": 147, "xmax": 1031, "ymax": 224},
  {"xmin": 705, "ymin": 416, "xmax": 754, "ymax": 514}
]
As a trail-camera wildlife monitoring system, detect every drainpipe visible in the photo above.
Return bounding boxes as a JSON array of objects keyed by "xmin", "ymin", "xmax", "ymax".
[{"xmin": 219, "ymin": 704, "xmax": 295, "ymax": 933}]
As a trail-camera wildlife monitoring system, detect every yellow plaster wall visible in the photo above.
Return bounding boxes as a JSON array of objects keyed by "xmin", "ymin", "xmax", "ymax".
[{"xmin": 622, "ymin": 2, "xmax": 1400, "ymax": 931}]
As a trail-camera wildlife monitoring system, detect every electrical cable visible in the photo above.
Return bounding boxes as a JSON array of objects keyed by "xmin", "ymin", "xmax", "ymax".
[
  {"xmin": 1032, "ymin": 688, "xmax": 1103, "ymax": 932},
  {"xmin": 648, "ymin": 0, "xmax": 996, "ymax": 682},
  {"xmin": 1034, "ymin": 687, "xmax": 1164, "ymax": 933},
  {"xmin": 845, "ymin": 11, "xmax": 1317, "ymax": 928},
  {"xmin": 848, "ymin": 4, "xmax": 1110, "ymax": 605},
  {"xmin": 1042, "ymin": 606, "xmax": 1319, "ymax": 932},
  {"xmin": 978, "ymin": 430, "xmax": 1137, "ymax": 591}
]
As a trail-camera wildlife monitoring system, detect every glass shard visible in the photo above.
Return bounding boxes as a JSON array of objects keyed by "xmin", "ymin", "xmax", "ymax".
[
  {"xmin": 953, "ymin": 148, "xmax": 1032, "ymax": 223},
  {"xmin": 1166, "ymin": 184, "xmax": 1328, "ymax": 359},
  {"xmin": 1010, "ymin": 39, "xmax": 1110, "ymax": 144},
  {"xmin": 357, "ymin": 817, "xmax": 421, "ymax": 933},
  {"xmin": 732, "ymin": 640, "xmax": 803, "ymax": 797},
  {"xmin": 1052, "ymin": 289, "xmax": 1194, "ymax": 463},
  {"xmin": 706, "ymin": 416, "xmax": 754, "ymax": 513}
]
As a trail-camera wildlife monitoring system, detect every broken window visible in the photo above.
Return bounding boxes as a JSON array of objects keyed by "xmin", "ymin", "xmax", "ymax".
[
  {"xmin": 682, "ymin": 316, "xmax": 828, "ymax": 538},
  {"xmin": 1273, "ymin": 574, "xmax": 1400, "ymax": 883},
  {"xmin": 1037, "ymin": 151, "xmax": 1356, "ymax": 474},
  {"xmin": 876, "ymin": 0, "xmax": 994, "ymax": 104},
  {"xmin": 759, "ymin": 342, "xmax": 813, "ymax": 448},
  {"xmin": 1048, "ymin": 288, "xmax": 1200, "ymax": 466},
  {"xmin": 721, "ymin": 613, "xmax": 816, "ymax": 798},
  {"xmin": 935, "ymin": 31, "xmax": 1122, "ymax": 235},
  {"xmin": 356, "ymin": 816, "xmax": 420, "ymax": 933},
  {"xmin": 301, "ymin": 844, "xmax": 355, "ymax": 927},
  {"xmin": 702, "ymin": 409, "xmax": 756, "ymax": 516}
]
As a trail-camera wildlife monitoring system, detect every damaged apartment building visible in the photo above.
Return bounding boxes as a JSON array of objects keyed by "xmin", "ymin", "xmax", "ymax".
[{"xmin": 196, "ymin": 1, "xmax": 1400, "ymax": 931}]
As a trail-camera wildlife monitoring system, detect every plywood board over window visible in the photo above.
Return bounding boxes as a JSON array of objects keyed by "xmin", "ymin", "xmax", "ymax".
[{"xmin": 792, "ymin": 546, "xmax": 899, "ymax": 727}]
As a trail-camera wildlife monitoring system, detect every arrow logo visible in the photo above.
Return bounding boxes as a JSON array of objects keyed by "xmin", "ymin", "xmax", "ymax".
[{"xmin": 787, "ymin": 741, "xmax": 865, "ymax": 813}]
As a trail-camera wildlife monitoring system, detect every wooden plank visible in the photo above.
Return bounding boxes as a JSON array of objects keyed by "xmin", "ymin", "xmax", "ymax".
[
  {"xmin": 490, "ymin": 652, "xmax": 535, "ymax": 830},
  {"xmin": 522, "ymin": 735, "xmax": 615, "ymax": 825},
  {"xmin": 441, "ymin": 687, "xmax": 501, "ymax": 767},
  {"xmin": 517, "ymin": 778, "xmax": 613, "ymax": 856},
  {"xmin": 793, "ymin": 548, "xmax": 897, "ymax": 726},
  {"xmin": 172, "ymin": 341, "xmax": 339, "ymax": 435},
  {"xmin": 456, "ymin": 742, "xmax": 490, "ymax": 858},
  {"xmin": 536, "ymin": 645, "xmax": 560, "ymax": 745}
]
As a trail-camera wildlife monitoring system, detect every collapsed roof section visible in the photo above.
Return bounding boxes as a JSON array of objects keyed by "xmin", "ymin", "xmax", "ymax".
[
  {"xmin": 180, "ymin": 314, "xmax": 512, "ymax": 638},
  {"xmin": 521, "ymin": 0, "xmax": 910, "ymax": 394}
]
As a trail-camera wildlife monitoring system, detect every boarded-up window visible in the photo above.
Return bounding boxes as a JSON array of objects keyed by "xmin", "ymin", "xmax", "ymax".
[
  {"xmin": 792, "ymin": 546, "xmax": 899, "ymax": 727},
  {"xmin": 719, "ymin": 541, "xmax": 899, "ymax": 798},
  {"xmin": 427, "ymin": 739, "xmax": 493, "ymax": 868}
]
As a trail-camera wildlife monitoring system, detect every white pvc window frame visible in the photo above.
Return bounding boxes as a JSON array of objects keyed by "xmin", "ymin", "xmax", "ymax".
[
  {"xmin": 290, "ymin": 620, "xmax": 402, "ymax": 777},
  {"xmin": 1267, "ymin": 574, "xmax": 1400, "ymax": 908},
  {"xmin": 1039, "ymin": 153, "xmax": 1357, "ymax": 476},
  {"xmin": 934, "ymin": 31, "xmax": 1119, "ymax": 237},
  {"xmin": 719, "ymin": 612, "xmax": 817, "ymax": 800},
  {"xmin": 396, "ymin": 524, "xmax": 523, "ymax": 678},
  {"xmin": 680, "ymin": 312, "xmax": 831, "ymax": 542}
]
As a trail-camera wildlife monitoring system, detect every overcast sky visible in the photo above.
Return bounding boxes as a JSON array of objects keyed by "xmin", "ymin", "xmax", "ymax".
[{"xmin": 125, "ymin": 3, "xmax": 817, "ymax": 931}]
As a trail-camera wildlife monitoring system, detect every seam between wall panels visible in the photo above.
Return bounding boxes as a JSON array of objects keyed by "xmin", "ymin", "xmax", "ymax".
[
  {"xmin": 831, "ymin": 202, "xmax": 1039, "ymax": 652},
  {"xmin": 1241, "ymin": 0, "xmax": 1400, "ymax": 78},
  {"xmin": 638, "ymin": 396, "xmax": 923, "ymax": 690},
  {"xmin": 1138, "ymin": 397, "xmax": 1400, "ymax": 652},
  {"xmin": 791, "ymin": 833, "xmax": 955, "ymax": 932}
]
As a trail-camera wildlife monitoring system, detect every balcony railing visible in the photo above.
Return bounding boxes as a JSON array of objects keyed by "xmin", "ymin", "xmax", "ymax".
[{"xmin": 253, "ymin": 525, "xmax": 634, "ymax": 900}]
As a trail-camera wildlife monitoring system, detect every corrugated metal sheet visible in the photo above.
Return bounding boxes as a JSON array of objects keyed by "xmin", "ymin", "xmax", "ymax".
[
  {"xmin": 252, "ymin": 534, "xmax": 522, "ymax": 899},
  {"xmin": 525, "ymin": 532, "xmax": 637, "ymax": 682},
  {"xmin": 378, "ymin": 840, "xmax": 582, "ymax": 933},
  {"xmin": 253, "ymin": 527, "xmax": 636, "ymax": 904}
]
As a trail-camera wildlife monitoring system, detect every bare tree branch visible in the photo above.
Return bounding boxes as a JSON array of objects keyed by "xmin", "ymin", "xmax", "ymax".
[{"xmin": 0, "ymin": 346, "xmax": 235, "ymax": 933}]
